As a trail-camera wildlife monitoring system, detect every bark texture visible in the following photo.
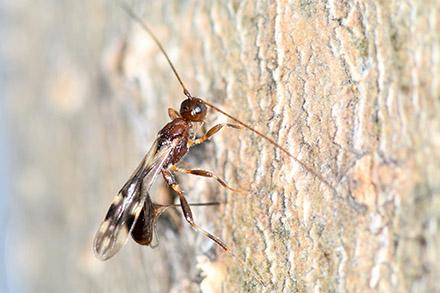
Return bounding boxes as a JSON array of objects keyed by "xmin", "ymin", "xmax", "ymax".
[{"xmin": 5, "ymin": 0, "xmax": 440, "ymax": 293}]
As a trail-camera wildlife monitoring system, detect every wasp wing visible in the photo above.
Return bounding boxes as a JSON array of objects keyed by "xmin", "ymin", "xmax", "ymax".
[{"xmin": 93, "ymin": 139, "xmax": 175, "ymax": 260}]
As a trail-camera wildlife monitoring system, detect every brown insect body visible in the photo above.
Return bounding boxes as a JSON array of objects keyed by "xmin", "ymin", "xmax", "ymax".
[
  {"xmin": 130, "ymin": 97, "xmax": 211, "ymax": 246},
  {"xmin": 157, "ymin": 118, "xmax": 190, "ymax": 167}
]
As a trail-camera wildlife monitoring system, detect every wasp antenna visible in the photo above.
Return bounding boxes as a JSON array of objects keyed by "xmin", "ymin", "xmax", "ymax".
[
  {"xmin": 201, "ymin": 99, "xmax": 335, "ymax": 191},
  {"xmin": 119, "ymin": 3, "xmax": 192, "ymax": 98},
  {"xmin": 119, "ymin": 3, "xmax": 333, "ymax": 191}
]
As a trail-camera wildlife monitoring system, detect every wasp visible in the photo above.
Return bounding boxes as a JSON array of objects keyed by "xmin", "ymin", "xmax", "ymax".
[
  {"xmin": 93, "ymin": 94, "xmax": 241, "ymax": 259},
  {"xmin": 94, "ymin": 4, "xmax": 333, "ymax": 264}
]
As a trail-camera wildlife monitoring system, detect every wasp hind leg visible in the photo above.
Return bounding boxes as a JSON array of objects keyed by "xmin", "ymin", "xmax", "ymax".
[{"xmin": 162, "ymin": 170, "xmax": 229, "ymax": 251}]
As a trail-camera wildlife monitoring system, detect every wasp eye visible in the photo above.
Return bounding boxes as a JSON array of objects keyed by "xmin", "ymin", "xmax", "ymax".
[{"xmin": 192, "ymin": 105, "xmax": 202, "ymax": 115}]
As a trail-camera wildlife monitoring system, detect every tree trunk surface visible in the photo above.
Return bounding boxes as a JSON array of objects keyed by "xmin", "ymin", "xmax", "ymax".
[{"xmin": 5, "ymin": 1, "xmax": 439, "ymax": 292}]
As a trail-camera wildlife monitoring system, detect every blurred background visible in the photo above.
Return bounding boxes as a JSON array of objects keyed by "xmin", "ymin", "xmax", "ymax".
[
  {"xmin": 2, "ymin": 1, "xmax": 119, "ymax": 291},
  {"xmin": 1, "ymin": 1, "xmax": 218, "ymax": 292}
]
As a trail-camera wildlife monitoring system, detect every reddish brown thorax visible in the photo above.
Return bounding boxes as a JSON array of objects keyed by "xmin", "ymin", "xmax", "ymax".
[{"xmin": 158, "ymin": 118, "xmax": 190, "ymax": 166}]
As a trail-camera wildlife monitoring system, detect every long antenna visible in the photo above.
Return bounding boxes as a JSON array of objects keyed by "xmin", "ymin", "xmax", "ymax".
[
  {"xmin": 120, "ymin": 3, "xmax": 192, "ymax": 99},
  {"xmin": 121, "ymin": 4, "xmax": 335, "ymax": 192},
  {"xmin": 202, "ymin": 100, "xmax": 335, "ymax": 190}
]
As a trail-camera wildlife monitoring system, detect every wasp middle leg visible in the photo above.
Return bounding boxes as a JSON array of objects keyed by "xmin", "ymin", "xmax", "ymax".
[{"xmin": 169, "ymin": 165, "xmax": 245, "ymax": 193}]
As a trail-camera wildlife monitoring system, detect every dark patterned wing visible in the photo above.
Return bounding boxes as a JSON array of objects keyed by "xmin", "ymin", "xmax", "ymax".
[{"xmin": 93, "ymin": 139, "xmax": 175, "ymax": 260}]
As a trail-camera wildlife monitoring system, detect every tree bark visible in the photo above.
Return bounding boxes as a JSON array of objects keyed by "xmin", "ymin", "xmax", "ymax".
[{"xmin": 6, "ymin": 0, "xmax": 440, "ymax": 292}]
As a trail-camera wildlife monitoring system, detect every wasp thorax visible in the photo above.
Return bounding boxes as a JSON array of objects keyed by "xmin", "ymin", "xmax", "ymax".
[{"xmin": 179, "ymin": 98, "xmax": 207, "ymax": 122}]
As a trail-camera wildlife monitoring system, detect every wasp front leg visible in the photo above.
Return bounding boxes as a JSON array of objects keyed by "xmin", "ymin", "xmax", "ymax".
[
  {"xmin": 188, "ymin": 123, "xmax": 241, "ymax": 147},
  {"xmin": 162, "ymin": 170, "xmax": 229, "ymax": 251},
  {"xmin": 168, "ymin": 108, "xmax": 180, "ymax": 120}
]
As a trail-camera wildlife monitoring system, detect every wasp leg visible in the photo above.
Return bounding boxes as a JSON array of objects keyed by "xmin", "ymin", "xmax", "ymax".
[
  {"xmin": 162, "ymin": 170, "xmax": 229, "ymax": 251},
  {"xmin": 188, "ymin": 123, "xmax": 241, "ymax": 146},
  {"xmin": 168, "ymin": 108, "xmax": 180, "ymax": 120},
  {"xmin": 170, "ymin": 165, "xmax": 245, "ymax": 193}
]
